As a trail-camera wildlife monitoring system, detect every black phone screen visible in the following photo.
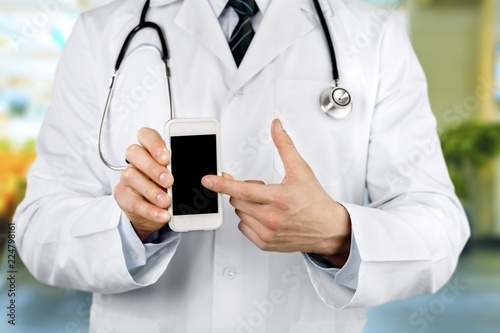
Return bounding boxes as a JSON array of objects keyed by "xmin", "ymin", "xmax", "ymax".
[{"xmin": 170, "ymin": 134, "xmax": 218, "ymax": 216}]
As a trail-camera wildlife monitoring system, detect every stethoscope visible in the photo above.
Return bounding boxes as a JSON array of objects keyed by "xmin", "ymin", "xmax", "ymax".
[
  {"xmin": 99, "ymin": 0, "xmax": 352, "ymax": 171},
  {"xmin": 311, "ymin": 0, "xmax": 353, "ymax": 120}
]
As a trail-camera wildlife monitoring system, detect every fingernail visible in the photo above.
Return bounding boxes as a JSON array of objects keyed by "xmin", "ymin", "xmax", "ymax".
[
  {"xmin": 157, "ymin": 150, "xmax": 168, "ymax": 162},
  {"xmin": 157, "ymin": 193, "xmax": 168, "ymax": 205},
  {"xmin": 159, "ymin": 210, "xmax": 170, "ymax": 221},
  {"xmin": 159, "ymin": 173, "xmax": 170, "ymax": 187},
  {"xmin": 275, "ymin": 119, "xmax": 285, "ymax": 131},
  {"xmin": 202, "ymin": 176, "xmax": 213, "ymax": 189}
]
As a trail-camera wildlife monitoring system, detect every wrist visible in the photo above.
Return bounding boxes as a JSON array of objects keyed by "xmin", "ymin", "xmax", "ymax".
[
  {"xmin": 315, "ymin": 201, "xmax": 352, "ymax": 268},
  {"xmin": 131, "ymin": 223, "xmax": 155, "ymax": 243}
]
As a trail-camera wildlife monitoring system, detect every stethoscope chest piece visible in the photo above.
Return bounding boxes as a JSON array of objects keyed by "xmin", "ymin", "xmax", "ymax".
[{"xmin": 320, "ymin": 86, "xmax": 352, "ymax": 120}]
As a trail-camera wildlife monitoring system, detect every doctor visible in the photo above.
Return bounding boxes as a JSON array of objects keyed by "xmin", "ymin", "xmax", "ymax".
[{"xmin": 14, "ymin": 0, "xmax": 470, "ymax": 332}]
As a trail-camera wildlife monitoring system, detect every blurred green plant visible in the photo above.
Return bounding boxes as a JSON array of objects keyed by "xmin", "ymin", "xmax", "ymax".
[
  {"xmin": 441, "ymin": 121, "xmax": 500, "ymax": 199},
  {"xmin": 21, "ymin": 139, "xmax": 36, "ymax": 152},
  {"xmin": 0, "ymin": 139, "xmax": 11, "ymax": 151},
  {"xmin": 0, "ymin": 139, "xmax": 36, "ymax": 152}
]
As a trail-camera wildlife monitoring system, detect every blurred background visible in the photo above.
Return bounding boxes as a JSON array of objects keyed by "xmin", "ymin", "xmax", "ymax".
[{"xmin": 0, "ymin": 0, "xmax": 499, "ymax": 332}]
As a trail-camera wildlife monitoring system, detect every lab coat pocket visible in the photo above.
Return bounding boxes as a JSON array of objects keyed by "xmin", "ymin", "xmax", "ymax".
[{"xmin": 274, "ymin": 79, "xmax": 360, "ymax": 187}]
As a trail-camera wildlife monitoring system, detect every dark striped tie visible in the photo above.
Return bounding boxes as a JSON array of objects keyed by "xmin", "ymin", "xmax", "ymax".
[{"xmin": 227, "ymin": 0, "xmax": 259, "ymax": 67}]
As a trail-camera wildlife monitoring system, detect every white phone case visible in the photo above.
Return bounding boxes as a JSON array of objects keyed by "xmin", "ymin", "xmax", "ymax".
[{"xmin": 165, "ymin": 118, "xmax": 223, "ymax": 232}]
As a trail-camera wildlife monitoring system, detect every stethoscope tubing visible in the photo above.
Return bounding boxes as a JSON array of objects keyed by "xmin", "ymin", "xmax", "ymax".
[{"xmin": 98, "ymin": 0, "xmax": 351, "ymax": 171}]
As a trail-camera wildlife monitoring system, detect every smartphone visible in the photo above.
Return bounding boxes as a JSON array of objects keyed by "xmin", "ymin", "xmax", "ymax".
[{"xmin": 165, "ymin": 118, "xmax": 223, "ymax": 232}]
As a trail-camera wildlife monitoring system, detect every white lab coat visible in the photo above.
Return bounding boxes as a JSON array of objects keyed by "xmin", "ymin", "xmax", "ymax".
[{"xmin": 14, "ymin": 0, "xmax": 470, "ymax": 332}]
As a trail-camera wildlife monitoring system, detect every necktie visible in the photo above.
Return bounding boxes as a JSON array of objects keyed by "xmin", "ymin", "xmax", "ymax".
[{"xmin": 227, "ymin": 0, "xmax": 259, "ymax": 67}]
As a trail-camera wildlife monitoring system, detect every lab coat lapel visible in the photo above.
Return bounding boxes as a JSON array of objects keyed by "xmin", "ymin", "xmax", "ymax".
[
  {"xmin": 230, "ymin": 0, "xmax": 314, "ymax": 94},
  {"xmin": 174, "ymin": 0, "xmax": 237, "ymax": 72}
]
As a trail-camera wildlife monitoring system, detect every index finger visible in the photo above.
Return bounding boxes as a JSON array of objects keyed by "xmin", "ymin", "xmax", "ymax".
[
  {"xmin": 202, "ymin": 175, "xmax": 273, "ymax": 204},
  {"xmin": 137, "ymin": 127, "xmax": 169, "ymax": 165}
]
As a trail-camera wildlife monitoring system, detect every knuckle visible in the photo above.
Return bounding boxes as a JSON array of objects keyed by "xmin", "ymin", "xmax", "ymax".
[
  {"xmin": 144, "ymin": 206, "xmax": 160, "ymax": 221},
  {"xmin": 142, "ymin": 184, "xmax": 156, "ymax": 201},
  {"xmin": 137, "ymin": 127, "xmax": 150, "ymax": 139},
  {"xmin": 238, "ymin": 187, "xmax": 253, "ymax": 201},
  {"xmin": 146, "ymin": 161, "xmax": 161, "ymax": 179},
  {"xmin": 127, "ymin": 199, "xmax": 141, "ymax": 215},
  {"xmin": 260, "ymin": 229, "xmax": 276, "ymax": 243},
  {"xmin": 125, "ymin": 144, "xmax": 141, "ymax": 160},
  {"xmin": 273, "ymin": 194, "xmax": 291, "ymax": 211},
  {"xmin": 141, "ymin": 205, "xmax": 153, "ymax": 220},
  {"xmin": 121, "ymin": 167, "xmax": 136, "ymax": 183},
  {"xmin": 114, "ymin": 183, "xmax": 123, "ymax": 194},
  {"xmin": 113, "ymin": 184, "xmax": 126, "ymax": 201},
  {"xmin": 237, "ymin": 221, "xmax": 244, "ymax": 231},
  {"xmin": 262, "ymin": 212, "xmax": 281, "ymax": 231}
]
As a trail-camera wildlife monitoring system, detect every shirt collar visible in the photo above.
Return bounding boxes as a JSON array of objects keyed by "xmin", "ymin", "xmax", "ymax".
[
  {"xmin": 150, "ymin": 0, "xmax": 179, "ymax": 7},
  {"xmin": 208, "ymin": 0, "xmax": 271, "ymax": 18},
  {"xmin": 146, "ymin": 0, "xmax": 326, "ymax": 22}
]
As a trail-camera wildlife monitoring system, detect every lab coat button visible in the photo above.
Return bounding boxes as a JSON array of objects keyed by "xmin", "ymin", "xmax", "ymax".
[
  {"xmin": 223, "ymin": 266, "xmax": 237, "ymax": 280},
  {"xmin": 231, "ymin": 91, "xmax": 244, "ymax": 100}
]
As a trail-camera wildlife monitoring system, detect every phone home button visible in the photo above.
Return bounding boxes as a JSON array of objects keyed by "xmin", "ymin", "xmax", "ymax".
[{"xmin": 223, "ymin": 266, "xmax": 238, "ymax": 280}]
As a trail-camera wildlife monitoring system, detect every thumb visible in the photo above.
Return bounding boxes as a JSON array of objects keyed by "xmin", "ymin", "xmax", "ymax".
[{"xmin": 271, "ymin": 119, "xmax": 309, "ymax": 179}]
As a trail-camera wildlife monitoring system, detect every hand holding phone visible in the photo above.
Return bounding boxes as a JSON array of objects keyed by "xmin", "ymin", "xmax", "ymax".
[
  {"xmin": 165, "ymin": 118, "xmax": 223, "ymax": 232},
  {"xmin": 114, "ymin": 128, "xmax": 173, "ymax": 242}
]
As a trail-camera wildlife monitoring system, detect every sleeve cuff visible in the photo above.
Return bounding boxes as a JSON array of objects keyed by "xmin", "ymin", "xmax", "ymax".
[
  {"xmin": 117, "ymin": 213, "xmax": 180, "ymax": 273},
  {"xmin": 304, "ymin": 232, "xmax": 361, "ymax": 290}
]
